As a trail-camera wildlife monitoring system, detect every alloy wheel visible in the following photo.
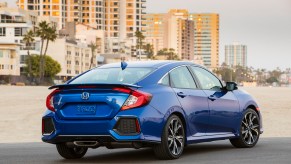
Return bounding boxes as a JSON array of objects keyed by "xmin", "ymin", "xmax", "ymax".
[
  {"xmin": 167, "ymin": 118, "xmax": 184, "ymax": 155},
  {"xmin": 241, "ymin": 112, "xmax": 260, "ymax": 145}
]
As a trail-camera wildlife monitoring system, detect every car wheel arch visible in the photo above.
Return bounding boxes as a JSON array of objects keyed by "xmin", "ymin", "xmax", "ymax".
[
  {"xmin": 243, "ymin": 103, "xmax": 260, "ymax": 119},
  {"xmin": 239, "ymin": 104, "xmax": 263, "ymax": 135}
]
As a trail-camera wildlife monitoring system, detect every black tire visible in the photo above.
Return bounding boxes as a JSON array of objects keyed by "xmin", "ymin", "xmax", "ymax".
[
  {"xmin": 56, "ymin": 143, "xmax": 88, "ymax": 159},
  {"xmin": 153, "ymin": 115, "xmax": 185, "ymax": 160},
  {"xmin": 230, "ymin": 108, "xmax": 260, "ymax": 148}
]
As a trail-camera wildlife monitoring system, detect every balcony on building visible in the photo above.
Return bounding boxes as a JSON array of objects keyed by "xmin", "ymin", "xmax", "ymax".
[{"xmin": 0, "ymin": 14, "xmax": 26, "ymax": 23}]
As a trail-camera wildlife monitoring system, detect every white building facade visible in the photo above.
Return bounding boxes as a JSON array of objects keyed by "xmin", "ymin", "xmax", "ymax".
[
  {"xmin": 225, "ymin": 43, "xmax": 247, "ymax": 67},
  {"xmin": 46, "ymin": 38, "xmax": 94, "ymax": 80}
]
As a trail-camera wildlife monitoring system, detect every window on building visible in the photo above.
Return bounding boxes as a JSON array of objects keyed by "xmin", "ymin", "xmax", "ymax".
[
  {"xmin": 0, "ymin": 27, "xmax": 6, "ymax": 36},
  {"xmin": 0, "ymin": 50, "xmax": 3, "ymax": 58}
]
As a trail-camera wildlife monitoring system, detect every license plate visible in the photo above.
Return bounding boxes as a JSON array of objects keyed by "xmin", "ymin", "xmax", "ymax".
[{"xmin": 76, "ymin": 105, "xmax": 96, "ymax": 115}]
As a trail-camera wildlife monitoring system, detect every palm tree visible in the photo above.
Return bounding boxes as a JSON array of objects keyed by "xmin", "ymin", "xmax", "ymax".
[
  {"xmin": 144, "ymin": 43, "xmax": 154, "ymax": 59},
  {"xmin": 135, "ymin": 31, "xmax": 145, "ymax": 60},
  {"xmin": 42, "ymin": 26, "xmax": 57, "ymax": 78},
  {"xmin": 22, "ymin": 30, "xmax": 35, "ymax": 80},
  {"xmin": 36, "ymin": 21, "xmax": 49, "ymax": 82},
  {"xmin": 168, "ymin": 48, "xmax": 175, "ymax": 60},
  {"xmin": 89, "ymin": 42, "xmax": 97, "ymax": 69}
]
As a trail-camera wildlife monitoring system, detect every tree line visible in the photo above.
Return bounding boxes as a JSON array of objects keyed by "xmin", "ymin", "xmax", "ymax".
[{"xmin": 213, "ymin": 63, "xmax": 290, "ymax": 86}]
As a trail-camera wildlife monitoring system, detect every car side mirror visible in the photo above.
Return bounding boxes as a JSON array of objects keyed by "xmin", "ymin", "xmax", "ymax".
[{"xmin": 225, "ymin": 82, "xmax": 238, "ymax": 91}]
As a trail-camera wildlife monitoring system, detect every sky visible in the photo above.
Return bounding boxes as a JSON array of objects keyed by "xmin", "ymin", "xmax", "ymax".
[{"xmin": 2, "ymin": 0, "xmax": 291, "ymax": 70}]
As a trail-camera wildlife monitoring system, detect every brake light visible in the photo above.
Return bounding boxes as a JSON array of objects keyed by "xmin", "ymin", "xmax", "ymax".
[
  {"xmin": 46, "ymin": 89, "xmax": 60, "ymax": 112},
  {"xmin": 113, "ymin": 87, "xmax": 152, "ymax": 110}
]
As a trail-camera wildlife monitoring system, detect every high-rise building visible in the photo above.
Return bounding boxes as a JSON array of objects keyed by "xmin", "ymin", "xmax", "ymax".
[
  {"xmin": 177, "ymin": 19, "xmax": 194, "ymax": 60},
  {"xmin": 225, "ymin": 43, "xmax": 247, "ymax": 67},
  {"xmin": 17, "ymin": 0, "xmax": 105, "ymax": 30},
  {"xmin": 144, "ymin": 10, "xmax": 219, "ymax": 68},
  {"xmin": 104, "ymin": 0, "xmax": 146, "ymax": 57},
  {"xmin": 144, "ymin": 13, "xmax": 165, "ymax": 56},
  {"xmin": 189, "ymin": 13, "xmax": 219, "ymax": 69},
  {"xmin": 17, "ymin": 0, "xmax": 147, "ymax": 58},
  {"xmin": 163, "ymin": 9, "xmax": 189, "ymax": 57}
]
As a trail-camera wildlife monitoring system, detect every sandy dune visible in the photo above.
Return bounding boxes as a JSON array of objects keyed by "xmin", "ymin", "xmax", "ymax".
[{"xmin": 0, "ymin": 86, "xmax": 290, "ymax": 143}]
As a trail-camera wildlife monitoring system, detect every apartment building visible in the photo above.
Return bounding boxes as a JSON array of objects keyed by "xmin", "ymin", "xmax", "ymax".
[
  {"xmin": 105, "ymin": 0, "xmax": 146, "ymax": 57},
  {"xmin": 163, "ymin": 9, "xmax": 188, "ymax": 55},
  {"xmin": 0, "ymin": 7, "xmax": 39, "ymax": 76},
  {"xmin": 143, "ymin": 13, "xmax": 164, "ymax": 56},
  {"xmin": 225, "ymin": 43, "xmax": 247, "ymax": 67},
  {"xmin": 75, "ymin": 23, "xmax": 105, "ymax": 54},
  {"xmin": 144, "ymin": 10, "xmax": 219, "ymax": 68},
  {"xmin": 17, "ymin": 0, "xmax": 105, "ymax": 30},
  {"xmin": 189, "ymin": 13, "xmax": 219, "ymax": 69},
  {"xmin": 177, "ymin": 19, "xmax": 194, "ymax": 60},
  {"xmin": 0, "ymin": 6, "xmax": 58, "ymax": 75},
  {"xmin": 0, "ymin": 44, "xmax": 20, "ymax": 76},
  {"xmin": 18, "ymin": 0, "xmax": 147, "ymax": 59},
  {"xmin": 46, "ymin": 38, "xmax": 94, "ymax": 80}
]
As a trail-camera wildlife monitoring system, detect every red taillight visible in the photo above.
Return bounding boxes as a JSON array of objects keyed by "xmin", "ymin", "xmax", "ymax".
[
  {"xmin": 46, "ymin": 89, "xmax": 60, "ymax": 112},
  {"xmin": 113, "ymin": 87, "xmax": 152, "ymax": 110}
]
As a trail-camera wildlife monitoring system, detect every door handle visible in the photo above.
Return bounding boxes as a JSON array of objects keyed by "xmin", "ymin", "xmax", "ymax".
[
  {"xmin": 208, "ymin": 95, "xmax": 217, "ymax": 101},
  {"xmin": 177, "ymin": 92, "xmax": 187, "ymax": 98}
]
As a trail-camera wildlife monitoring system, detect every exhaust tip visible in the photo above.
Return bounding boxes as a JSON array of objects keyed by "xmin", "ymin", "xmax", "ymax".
[{"xmin": 73, "ymin": 141, "xmax": 99, "ymax": 147}]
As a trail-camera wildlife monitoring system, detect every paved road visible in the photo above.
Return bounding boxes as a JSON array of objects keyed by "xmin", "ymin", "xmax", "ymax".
[{"xmin": 0, "ymin": 138, "xmax": 290, "ymax": 164}]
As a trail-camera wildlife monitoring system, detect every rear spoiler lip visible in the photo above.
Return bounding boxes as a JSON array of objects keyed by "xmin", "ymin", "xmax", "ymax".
[{"xmin": 48, "ymin": 83, "xmax": 142, "ymax": 90}]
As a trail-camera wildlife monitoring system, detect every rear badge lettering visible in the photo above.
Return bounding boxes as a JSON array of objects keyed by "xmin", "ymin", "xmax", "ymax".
[{"xmin": 76, "ymin": 106, "xmax": 96, "ymax": 115}]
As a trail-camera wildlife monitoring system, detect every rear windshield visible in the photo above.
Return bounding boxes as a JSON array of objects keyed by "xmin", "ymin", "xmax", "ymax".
[{"xmin": 69, "ymin": 67, "xmax": 153, "ymax": 85}]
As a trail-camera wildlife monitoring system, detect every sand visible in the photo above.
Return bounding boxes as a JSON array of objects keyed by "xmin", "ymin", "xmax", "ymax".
[{"xmin": 0, "ymin": 86, "xmax": 290, "ymax": 143}]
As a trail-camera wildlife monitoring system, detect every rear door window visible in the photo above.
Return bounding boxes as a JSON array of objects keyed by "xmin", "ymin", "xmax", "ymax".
[{"xmin": 169, "ymin": 66, "xmax": 197, "ymax": 89}]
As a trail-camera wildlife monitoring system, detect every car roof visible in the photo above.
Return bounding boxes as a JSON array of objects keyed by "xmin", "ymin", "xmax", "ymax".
[{"xmin": 98, "ymin": 60, "xmax": 198, "ymax": 69}]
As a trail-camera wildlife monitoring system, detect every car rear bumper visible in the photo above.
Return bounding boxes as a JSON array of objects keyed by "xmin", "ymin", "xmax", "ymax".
[
  {"xmin": 42, "ymin": 105, "xmax": 165, "ymax": 144},
  {"xmin": 43, "ymin": 135, "xmax": 115, "ymax": 144}
]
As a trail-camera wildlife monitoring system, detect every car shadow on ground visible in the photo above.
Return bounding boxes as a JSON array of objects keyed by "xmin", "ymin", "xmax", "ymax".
[{"xmin": 56, "ymin": 142, "xmax": 236, "ymax": 163}]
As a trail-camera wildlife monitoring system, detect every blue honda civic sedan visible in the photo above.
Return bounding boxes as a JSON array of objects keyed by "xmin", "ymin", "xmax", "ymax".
[{"xmin": 42, "ymin": 61, "xmax": 263, "ymax": 160}]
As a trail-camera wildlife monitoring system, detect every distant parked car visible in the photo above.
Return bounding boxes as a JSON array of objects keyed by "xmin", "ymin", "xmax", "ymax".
[{"xmin": 42, "ymin": 61, "xmax": 263, "ymax": 160}]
